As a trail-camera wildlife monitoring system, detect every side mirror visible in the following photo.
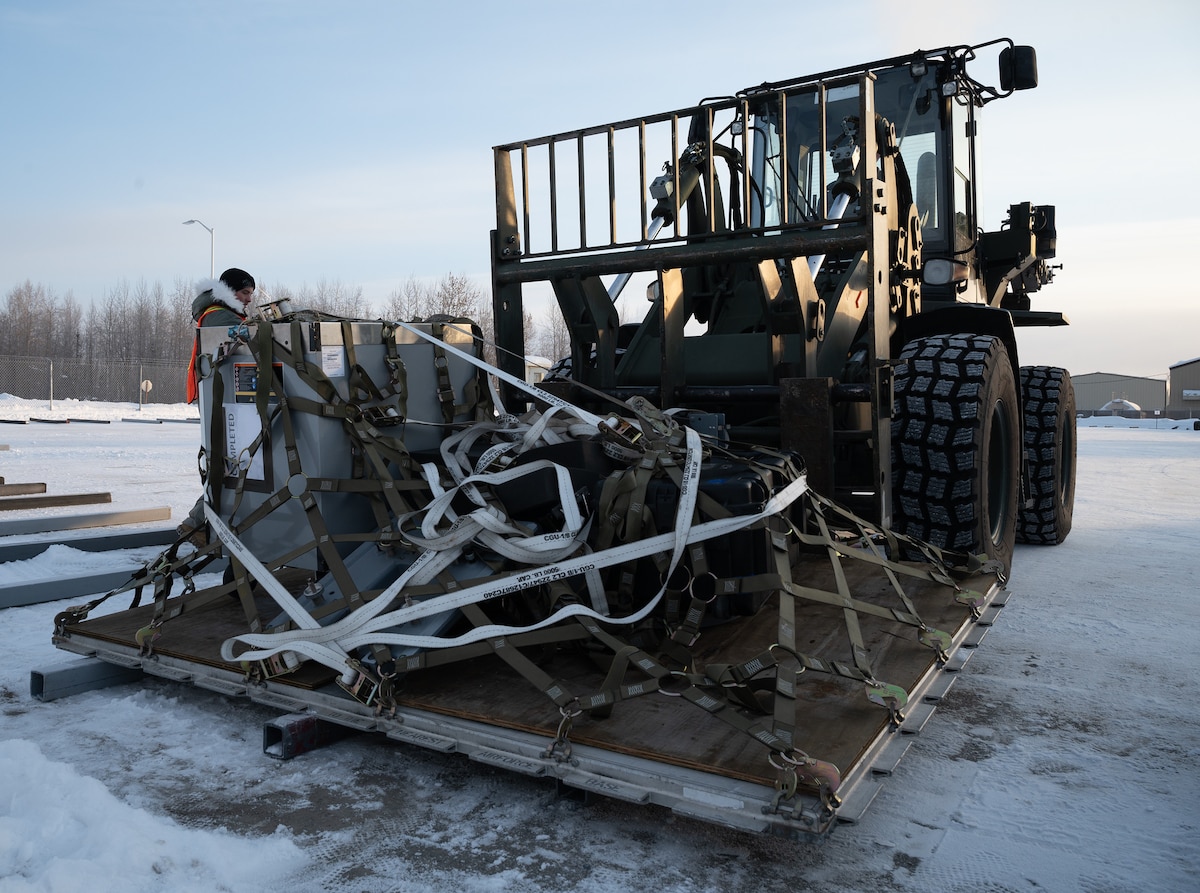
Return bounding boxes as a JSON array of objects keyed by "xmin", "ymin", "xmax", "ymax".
[{"xmin": 999, "ymin": 45, "xmax": 1038, "ymax": 92}]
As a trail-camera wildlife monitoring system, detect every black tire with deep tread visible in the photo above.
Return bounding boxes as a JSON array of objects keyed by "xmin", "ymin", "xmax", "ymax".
[
  {"xmin": 1017, "ymin": 365, "xmax": 1076, "ymax": 545},
  {"xmin": 891, "ymin": 333, "xmax": 1020, "ymax": 574}
]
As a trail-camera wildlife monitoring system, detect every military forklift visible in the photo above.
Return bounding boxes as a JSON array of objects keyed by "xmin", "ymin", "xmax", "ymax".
[
  {"xmin": 490, "ymin": 38, "xmax": 1076, "ymax": 577},
  {"xmin": 47, "ymin": 39, "xmax": 1083, "ymax": 837}
]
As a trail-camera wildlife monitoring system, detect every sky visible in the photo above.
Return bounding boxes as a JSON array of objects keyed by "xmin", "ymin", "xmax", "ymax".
[
  {"xmin": 1, "ymin": 0, "xmax": 1197, "ymax": 379},
  {"xmin": 0, "ymin": 404, "xmax": 1197, "ymax": 891}
]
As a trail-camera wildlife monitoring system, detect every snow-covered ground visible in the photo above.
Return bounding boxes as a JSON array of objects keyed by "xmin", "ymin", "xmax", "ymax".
[{"xmin": 1, "ymin": 396, "xmax": 1198, "ymax": 892}]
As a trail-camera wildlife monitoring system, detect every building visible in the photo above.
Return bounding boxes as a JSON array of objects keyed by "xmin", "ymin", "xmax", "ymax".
[
  {"xmin": 524, "ymin": 355, "xmax": 553, "ymax": 385},
  {"xmin": 1073, "ymin": 372, "xmax": 1166, "ymax": 415},
  {"xmin": 1167, "ymin": 357, "xmax": 1200, "ymax": 415}
]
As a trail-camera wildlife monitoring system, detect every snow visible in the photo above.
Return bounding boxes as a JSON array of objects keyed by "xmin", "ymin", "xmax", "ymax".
[{"xmin": 1, "ymin": 396, "xmax": 1199, "ymax": 892}]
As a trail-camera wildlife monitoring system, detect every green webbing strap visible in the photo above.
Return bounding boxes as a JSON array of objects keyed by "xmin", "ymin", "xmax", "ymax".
[
  {"xmin": 429, "ymin": 320, "xmax": 458, "ymax": 424},
  {"xmin": 274, "ymin": 331, "xmax": 344, "ymax": 408},
  {"xmin": 341, "ymin": 320, "xmax": 388, "ymax": 405},
  {"xmin": 450, "ymin": 319, "xmax": 491, "ymax": 421},
  {"xmin": 207, "ymin": 359, "xmax": 226, "ymax": 513},
  {"xmin": 460, "ymin": 604, "xmax": 578, "ymax": 709},
  {"xmin": 134, "ymin": 318, "xmax": 435, "ymax": 656},
  {"xmin": 592, "ymin": 453, "xmax": 663, "ymax": 614},
  {"xmin": 789, "ymin": 489, "xmax": 985, "ymax": 622},
  {"xmin": 573, "ymin": 609, "xmax": 840, "ymax": 806},
  {"xmin": 254, "ymin": 320, "xmax": 275, "ymax": 423},
  {"xmin": 782, "ymin": 577, "xmax": 925, "ymax": 628},
  {"xmin": 269, "ymin": 323, "xmax": 424, "ymax": 530},
  {"xmin": 802, "ymin": 491, "xmax": 955, "ymax": 659},
  {"xmin": 572, "ymin": 616, "xmax": 673, "ymax": 707},
  {"xmin": 806, "ymin": 488, "xmax": 994, "ymax": 584},
  {"xmin": 221, "ymin": 402, "xmax": 282, "ymax": 524},
  {"xmin": 389, "ymin": 624, "xmax": 593, "ymax": 675},
  {"xmin": 228, "ymin": 555, "xmax": 265, "ymax": 635},
  {"xmin": 289, "ymin": 320, "xmax": 309, "ymax": 379},
  {"xmin": 769, "ymin": 525, "xmax": 801, "ymax": 749},
  {"xmin": 810, "ymin": 507, "xmax": 876, "ymax": 682},
  {"xmin": 346, "ymin": 418, "xmax": 423, "ymax": 520},
  {"xmin": 573, "ymin": 612, "xmax": 803, "ymax": 762},
  {"xmin": 379, "ymin": 322, "xmax": 409, "ymax": 417},
  {"xmin": 425, "ymin": 316, "xmax": 489, "ymax": 422}
]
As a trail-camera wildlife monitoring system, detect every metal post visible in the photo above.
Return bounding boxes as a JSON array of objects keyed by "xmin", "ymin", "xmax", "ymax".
[
  {"xmin": 48, "ymin": 360, "xmax": 53, "ymax": 410},
  {"xmin": 183, "ymin": 219, "xmax": 215, "ymax": 277}
]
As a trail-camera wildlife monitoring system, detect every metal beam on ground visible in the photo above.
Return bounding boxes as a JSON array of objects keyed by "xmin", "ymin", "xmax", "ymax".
[
  {"xmin": 30, "ymin": 656, "xmax": 144, "ymax": 701},
  {"xmin": 263, "ymin": 713, "xmax": 359, "ymax": 760},
  {"xmin": 0, "ymin": 526, "xmax": 179, "ymax": 563},
  {"xmin": 0, "ymin": 507, "xmax": 171, "ymax": 537},
  {"xmin": 0, "ymin": 567, "xmax": 146, "ymax": 609}
]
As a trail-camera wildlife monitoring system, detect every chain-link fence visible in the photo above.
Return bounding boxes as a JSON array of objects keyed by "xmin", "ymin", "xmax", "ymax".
[{"xmin": 0, "ymin": 355, "xmax": 189, "ymax": 405}]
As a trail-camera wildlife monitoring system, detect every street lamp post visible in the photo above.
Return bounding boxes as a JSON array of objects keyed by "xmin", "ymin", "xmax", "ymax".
[{"xmin": 182, "ymin": 219, "xmax": 215, "ymax": 277}]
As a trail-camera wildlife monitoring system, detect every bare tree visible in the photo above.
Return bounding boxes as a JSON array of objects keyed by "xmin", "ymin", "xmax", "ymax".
[
  {"xmin": 433, "ymin": 273, "xmax": 486, "ymax": 319},
  {"xmin": 522, "ymin": 300, "xmax": 569, "ymax": 362},
  {"xmin": 49, "ymin": 292, "xmax": 84, "ymax": 359},
  {"xmin": 163, "ymin": 278, "xmax": 196, "ymax": 366},
  {"xmin": 86, "ymin": 281, "xmax": 136, "ymax": 361},
  {"xmin": 293, "ymin": 279, "xmax": 368, "ymax": 318},
  {"xmin": 0, "ymin": 281, "xmax": 52, "ymax": 357},
  {"xmin": 380, "ymin": 276, "xmax": 433, "ymax": 321},
  {"xmin": 382, "ymin": 273, "xmax": 487, "ymax": 322}
]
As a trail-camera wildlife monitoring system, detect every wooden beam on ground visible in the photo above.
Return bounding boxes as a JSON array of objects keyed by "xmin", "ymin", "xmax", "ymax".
[
  {"xmin": 0, "ymin": 483, "xmax": 48, "ymax": 497},
  {"xmin": 0, "ymin": 492, "xmax": 112, "ymax": 511},
  {"xmin": 0, "ymin": 506, "xmax": 171, "ymax": 537}
]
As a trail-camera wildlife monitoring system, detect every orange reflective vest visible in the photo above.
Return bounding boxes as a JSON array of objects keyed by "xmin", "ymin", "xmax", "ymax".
[{"xmin": 186, "ymin": 305, "xmax": 244, "ymax": 404}]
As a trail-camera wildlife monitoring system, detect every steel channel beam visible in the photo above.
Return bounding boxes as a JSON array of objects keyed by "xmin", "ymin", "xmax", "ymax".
[
  {"xmin": 0, "ymin": 527, "xmax": 179, "ymax": 563},
  {"xmin": 1, "ymin": 569, "xmax": 147, "ymax": 609},
  {"xmin": 30, "ymin": 656, "xmax": 144, "ymax": 701}
]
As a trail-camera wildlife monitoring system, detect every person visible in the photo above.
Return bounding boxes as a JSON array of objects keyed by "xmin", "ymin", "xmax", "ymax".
[
  {"xmin": 185, "ymin": 267, "xmax": 256, "ymax": 403},
  {"xmin": 179, "ymin": 268, "xmax": 256, "ymax": 544}
]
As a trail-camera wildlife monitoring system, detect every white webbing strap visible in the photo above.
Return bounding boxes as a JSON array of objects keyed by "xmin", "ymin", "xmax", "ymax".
[
  {"xmin": 393, "ymin": 319, "xmax": 606, "ymax": 429},
  {"xmin": 220, "ymin": 458, "xmax": 805, "ymax": 675},
  {"xmin": 219, "ymin": 427, "xmax": 707, "ymax": 666},
  {"xmin": 212, "ymin": 325, "xmax": 803, "ymax": 678}
]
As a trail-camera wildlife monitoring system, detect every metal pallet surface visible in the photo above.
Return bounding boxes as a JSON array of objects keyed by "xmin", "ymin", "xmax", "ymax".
[{"xmin": 49, "ymin": 560, "xmax": 1006, "ymax": 838}]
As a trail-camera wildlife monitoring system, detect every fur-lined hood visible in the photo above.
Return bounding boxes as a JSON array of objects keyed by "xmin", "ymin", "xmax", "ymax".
[{"xmin": 191, "ymin": 277, "xmax": 243, "ymax": 320}]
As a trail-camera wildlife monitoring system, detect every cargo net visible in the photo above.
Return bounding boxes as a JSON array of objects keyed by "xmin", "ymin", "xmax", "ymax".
[{"xmin": 55, "ymin": 315, "xmax": 1000, "ymax": 824}]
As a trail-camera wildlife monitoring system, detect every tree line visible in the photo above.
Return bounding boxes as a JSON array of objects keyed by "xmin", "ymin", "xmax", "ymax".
[{"xmin": 0, "ymin": 274, "xmax": 574, "ymax": 368}]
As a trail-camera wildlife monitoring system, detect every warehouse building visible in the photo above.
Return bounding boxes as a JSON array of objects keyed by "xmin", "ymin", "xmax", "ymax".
[
  {"xmin": 1167, "ymin": 357, "xmax": 1200, "ymax": 415},
  {"xmin": 1073, "ymin": 372, "xmax": 1166, "ymax": 416}
]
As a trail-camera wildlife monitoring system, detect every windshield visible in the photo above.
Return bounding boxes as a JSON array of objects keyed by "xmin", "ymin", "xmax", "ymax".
[{"xmin": 750, "ymin": 67, "xmax": 952, "ymax": 252}]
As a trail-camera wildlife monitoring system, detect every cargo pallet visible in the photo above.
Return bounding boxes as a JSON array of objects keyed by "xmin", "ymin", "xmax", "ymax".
[{"xmin": 51, "ymin": 555, "xmax": 1004, "ymax": 838}]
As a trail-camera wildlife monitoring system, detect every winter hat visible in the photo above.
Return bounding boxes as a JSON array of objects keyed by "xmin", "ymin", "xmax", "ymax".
[{"xmin": 219, "ymin": 268, "xmax": 256, "ymax": 291}]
